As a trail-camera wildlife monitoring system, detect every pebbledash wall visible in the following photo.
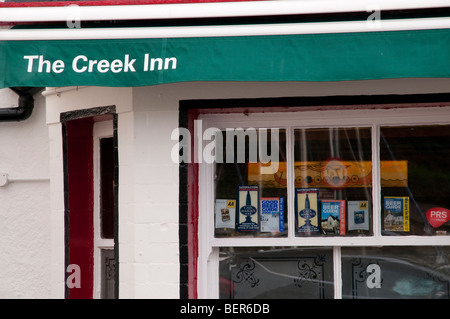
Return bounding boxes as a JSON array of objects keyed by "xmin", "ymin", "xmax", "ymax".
[
  {"xmin": 2, "ymin": 77, "xmax": 450, "ymax": 298},
  {"xmin": 0, "ymin": 88, "xmax": 50, "ymax": 298}
]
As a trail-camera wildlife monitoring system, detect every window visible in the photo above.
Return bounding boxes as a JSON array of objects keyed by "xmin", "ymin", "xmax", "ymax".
[
  {"xmin": 219, "ymin": 247, "xmax": 334, "ymax": 299},
  {"xmin": 214, "ymin": 129, "xmax": 287, "ymax": 238},
  {"xmin": 196, "ymin": 106, "xmax": 450, "ymax": 299},
  {"xmin": 341, "ymin": 246, "xmax": 450, "ymax": 299},
  {"xmin": 380, "ymin": 125, "xmax": 450, "ymax": 236},
  {"xmin": 93, "ymin": 120, "xmax": 116, "ymax": 299},
  {"xmin": 293, "ymin": 127, "xmax": 373, "ymax": 237}
]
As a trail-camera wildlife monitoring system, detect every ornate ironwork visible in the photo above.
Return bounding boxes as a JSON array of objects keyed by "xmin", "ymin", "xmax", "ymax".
[
  {"xmin": 232, "ymin": 259, "xmax": 260, "ymax": 288},
  {"xmin": 350, "ymin": 258, "xmax": 382, "ymax": 298},
  {"xmin": 104, "ymin": 256, "xmax": 116, "ymax": 281},
  {"xmin": 294, "ymin": 255, "xmax": 326, "ymax": 289},
  {"xmin": 230, "ymin": 254, "xmax": 328, "ymax": 298}
]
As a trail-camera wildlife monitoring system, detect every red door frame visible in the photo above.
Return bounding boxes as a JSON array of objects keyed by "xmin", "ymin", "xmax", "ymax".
[{"xmin": 65, "ymin": 117, "xmax": 95, "ymax": 299}]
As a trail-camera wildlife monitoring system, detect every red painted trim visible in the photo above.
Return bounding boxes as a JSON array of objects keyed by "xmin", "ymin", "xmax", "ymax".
[
  {"xmin": 187, "ymin": 108, "xmax": 199, "ymax": 299},
  {"xmin": 66, "ymin": 117, "xmax": 94, "ymax": 299},
  {"xmin": 0, "ymin": 0, "xmax": 262, "ymax": 8}
]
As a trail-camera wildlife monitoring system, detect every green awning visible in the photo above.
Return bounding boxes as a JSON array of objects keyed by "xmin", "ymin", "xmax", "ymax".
[{"xmin": 1, "ymin": 28, "xmax": 450, "ymax": 88}]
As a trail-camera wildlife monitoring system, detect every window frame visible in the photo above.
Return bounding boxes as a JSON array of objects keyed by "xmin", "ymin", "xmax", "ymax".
[
  {"xmin": 196, "ymin": 105, "xmax": 450, "ymax": 298},
  {"xmin": 93, "ymin": 120, "xmax": 115, "ymax": 299}
]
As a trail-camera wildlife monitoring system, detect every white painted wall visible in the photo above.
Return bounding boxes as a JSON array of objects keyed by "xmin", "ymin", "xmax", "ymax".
[
  {"xmin": 0, "ymin": 88, "xmax": 51, "ymax": 298},
  {"xmin": 44, "ymin": 86, "xmax": 181, "ymax": 298},
  {"xmin": 0, "ymin": 88, "xmax": 19, "ymax": 109}
]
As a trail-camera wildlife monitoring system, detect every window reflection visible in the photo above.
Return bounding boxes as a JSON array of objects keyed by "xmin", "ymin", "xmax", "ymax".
[
  {"xmin": 214, "ymin": 129, "xmax": 287, "ymax": 238},
  {"xmin": 342, "ymin": 246, "xmax": 450, "ymax": 299},
  {"xmin": 380, "ymin": 125, "xmax": 450, "ymax": 236},
  {"xmin": 293, "ymin": 128, "xmax": 373, "ymax": 236},
  {"xmin": 219, "ymin": 247, "xmax": 334, "ymax": 299}
]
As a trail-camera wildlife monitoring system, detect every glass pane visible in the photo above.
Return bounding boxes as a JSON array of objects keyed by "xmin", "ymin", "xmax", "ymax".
[
  {"xmin": 293, "ymin": 128, "xmax": 372, "ymax": 237},
  {"xmin": 100, "ymin": 137, "xmax": 115, "ymax": 239},
  {"xmin": 342, "ymin": 246, "xmax": 450, "ymax": 299},
  {"xmin": 214, "ymin": 129, "xmax": 287, "ymax": 238},
  {"xmin": 380, "ymin": 125, "xmax": 450, "ymax": 236},
  {"xmin": 219, "ymin": 247, "xmax": 334, "ymax": 299},
  {"xmin": 101, "ymin": 249, "xmax": 116, "ymax": 299}
]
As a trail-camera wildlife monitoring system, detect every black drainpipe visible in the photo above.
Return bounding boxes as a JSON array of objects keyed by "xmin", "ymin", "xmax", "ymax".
[{"xmin": 0, "ymin": 87, "xmax": 43, "ymax": 122}]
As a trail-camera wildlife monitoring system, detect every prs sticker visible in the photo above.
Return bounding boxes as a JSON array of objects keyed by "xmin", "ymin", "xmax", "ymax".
[{"xmin": 426, "ymin": 207, "xmax": 450, "ymax": 228}]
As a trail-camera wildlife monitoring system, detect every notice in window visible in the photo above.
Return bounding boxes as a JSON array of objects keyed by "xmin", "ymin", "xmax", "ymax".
[{"xmin": 295, "ymin": 188, "xmax": 320, "ymax": 236}]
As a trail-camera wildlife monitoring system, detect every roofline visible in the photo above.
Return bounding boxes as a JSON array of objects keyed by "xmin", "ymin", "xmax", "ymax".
[
  {"xmin": 2, "ymin": 17, "xmax": 450, "ymax": 41},
  {"xmin": 1, "ymin": 0, "xmax": 450, "ymax": 23}
]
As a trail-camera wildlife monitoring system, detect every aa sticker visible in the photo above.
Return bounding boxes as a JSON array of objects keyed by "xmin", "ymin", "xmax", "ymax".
[{"xmin": 227, "ymin": 200, "xmax": 235, "ymax": 209}]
